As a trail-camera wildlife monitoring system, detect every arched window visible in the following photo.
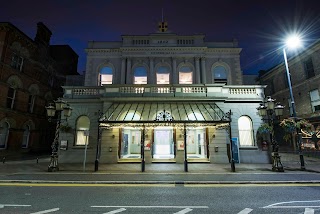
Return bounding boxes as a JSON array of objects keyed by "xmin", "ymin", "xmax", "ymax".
[
  {"xmin": 0, "ymin": 122, "xmax": 10, "ymax": 149},
  {"xmin": 156, "ymin": 66, "xmax": 170, "ymax": 84},
  {"xmin": 22, "ymin": 125, "xmax": 30, "ymax": 148},
  {"xmin": 133, "ymin": 66, "xmax": 147, "ymax": 84},
  {"xmin": 99, "ymin": 66, "xmax": 113, "ymax": 85},
  {"xmin": 75, "ymin": 116, "xmax": 90, "ymax": 146},
  {"xmin": 238, "ymin": 116, "xmax": 254, "ymax": 146},
  {"xmin": 179, "ymin": 66, "xmax": 193, "ymax": 84},
  {"xmin": 213, "ymin": 66, "xmax": 227, "ymax": 84},
  {"xmin": 7, "ymin": 87, "xmax": 16, "ymax": 109}
]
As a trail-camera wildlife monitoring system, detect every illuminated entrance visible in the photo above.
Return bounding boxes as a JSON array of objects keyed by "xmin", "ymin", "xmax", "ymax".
[{"xmin": 153, "ymin": 127, "xmax": 174, "ymax": 159}]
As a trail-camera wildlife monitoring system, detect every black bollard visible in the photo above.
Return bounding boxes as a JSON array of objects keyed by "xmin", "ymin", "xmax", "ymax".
[
  {"xmin": 2, "ymin": 157, "xmax": 5, "ymax": 164},
  {"xmin": 36, "ymin": 158, "xmax": 39, "ymax": 164}
]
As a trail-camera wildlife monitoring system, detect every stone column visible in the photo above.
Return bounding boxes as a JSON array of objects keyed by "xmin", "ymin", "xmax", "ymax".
[
  {"xmin": 172, "ymin": 58, "xmax": 177, "ymax": 84},
  {"xmin": 121, "ymin": 58, "xmax": 126, "ymax": 84},
  {"xmin": 201, "ymin": 57, "xmax": 207, "ymax": 84},
  {"xmin": 149, "ymin": 57, "xmax": 154, "ymax": 84},
  {"xmin": 126, "ymin": 58, "xmax": 131, "ymax": 84},
  {"xmin": 195, "ymin": 57, "xmax": 200, "ymax": 84}
]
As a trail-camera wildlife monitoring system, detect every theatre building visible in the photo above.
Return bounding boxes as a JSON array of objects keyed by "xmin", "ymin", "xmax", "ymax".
[{"xmin": 59, "ymin": 23, "xmax": 267, "ymax": 168}]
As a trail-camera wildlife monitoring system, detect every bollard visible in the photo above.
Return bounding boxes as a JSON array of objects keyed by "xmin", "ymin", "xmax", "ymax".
[
  {"xmin": 2, "ymin": 157, "xmax": 5, "ymax": 164},
  {"xmin": 36, "ymin": 158, "xmax": 39, "ymax": 164}
]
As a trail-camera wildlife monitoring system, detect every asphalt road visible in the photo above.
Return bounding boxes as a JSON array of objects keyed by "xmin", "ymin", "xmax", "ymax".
[
  {"xmin": 1, "ymin": 172, "xmax": 320, "ymax": 183},
  {"xmin": 0, "ymin": 183, "xmax": 320, "ymax": 213}
]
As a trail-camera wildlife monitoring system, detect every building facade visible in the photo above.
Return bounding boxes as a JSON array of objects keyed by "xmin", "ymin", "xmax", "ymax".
[
  {"xmin": 258, "ymin": 39, "xmax": 320, "ymax": 151},
  {"xmin": 0, "ymin": 22, "xmax": 78, "ymax": 157},
  {"xmin": 59, "ymin": 25, "xmax": 267, "ymax": 168}
]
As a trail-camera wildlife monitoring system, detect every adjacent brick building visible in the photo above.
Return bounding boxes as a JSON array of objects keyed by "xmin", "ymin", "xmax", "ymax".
[{"xmin": 0, "ymin": 22, "xmax": 78, "ymax": 158}]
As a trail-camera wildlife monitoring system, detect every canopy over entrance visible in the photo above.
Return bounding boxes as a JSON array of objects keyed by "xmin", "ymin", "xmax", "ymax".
[{"xmin": 99, "ymin": 102, "xmax": 231, "ymax": 127}]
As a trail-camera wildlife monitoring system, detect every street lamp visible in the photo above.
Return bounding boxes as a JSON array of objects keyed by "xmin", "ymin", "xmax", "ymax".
[
  {"xmin": 257, "ymin": 96, "xmax": 285, "ymax": 172},
  {"xmin": 283, "ymin": 34, "xmax": 305, "ymax": 170},
  {"xmin": 46, "ymin": 98, "xmax": 72, "ymax": 172}
]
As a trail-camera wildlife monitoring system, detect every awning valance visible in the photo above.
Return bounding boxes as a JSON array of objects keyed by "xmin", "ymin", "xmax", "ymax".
[{"xmin": 99, "ymin": 102, "xmax": 230, "ymax": 125}]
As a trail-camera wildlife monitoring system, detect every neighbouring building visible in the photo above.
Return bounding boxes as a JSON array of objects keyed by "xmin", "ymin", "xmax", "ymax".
[
  {"xmin": 258, "ymin": 39, "xmax": 320, "ymax": 151},
  {"xmin": 0, "ymin": 22, "xmax": 78, "ymax": 158},
  {"xmin": 59, "ymin": 21, "xmax": 267, "ymax": 169}
]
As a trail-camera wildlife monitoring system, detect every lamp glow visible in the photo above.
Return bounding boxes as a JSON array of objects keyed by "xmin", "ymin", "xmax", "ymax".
[{"xmin": 285, "ymin": 35, "xmax": 302, "ymax": 49}]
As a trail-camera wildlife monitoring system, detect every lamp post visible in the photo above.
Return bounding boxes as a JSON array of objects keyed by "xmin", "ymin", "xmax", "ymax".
[
  {"xmin": 283, "ymin": 35, "xmax": 305, "ymax": 170},
  {"xmin": 46, "ymin": 98, "xmax": 72, "ymax": 172},
  {"xmin": 257, "ymin": 96, "xmax": 284, "ymax": 172}
]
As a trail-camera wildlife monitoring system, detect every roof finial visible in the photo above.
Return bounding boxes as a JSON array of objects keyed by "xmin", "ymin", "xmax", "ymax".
[{"xmin": 158, "ymin": 8, "xmax": 168, "ymax": 32}]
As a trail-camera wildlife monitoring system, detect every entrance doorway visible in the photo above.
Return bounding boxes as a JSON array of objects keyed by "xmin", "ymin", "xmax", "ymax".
[
  {"xmin": 121, "ymin": 128, "xmax": 141, "ymax": 159},
  {"xmin": 187, "ymin": 128, "xmax": 207, "ymax": 159},
  {"xmin": 153, "ymin": 127, "xmax": 174, "ymax": 159}
]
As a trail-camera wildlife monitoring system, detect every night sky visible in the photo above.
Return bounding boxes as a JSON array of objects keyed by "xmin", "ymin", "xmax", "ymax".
[{"xmin": 2, "ymin": 0, "xmax": 320, "ymax": 75}]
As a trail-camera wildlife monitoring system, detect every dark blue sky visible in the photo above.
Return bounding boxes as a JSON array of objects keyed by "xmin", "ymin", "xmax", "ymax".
[{"xmin": 2, "ymin": 0, "xmax": 320, "ymax": 75}]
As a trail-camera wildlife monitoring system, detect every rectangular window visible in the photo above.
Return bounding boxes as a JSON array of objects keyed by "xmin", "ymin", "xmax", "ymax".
[
  {"xmin": 28, "ymin": 95, "xmax": 35, "ymax": 113},
  {"xmin": 6, "ymin": 87, "xmax": 16, "ymax": 109},
  {"xmin": 310, "ymin": 89, "xmax": 320, "ymax": 112},
  {"xmin": 304, "ymin": 58, "xmax": 315, "ymax": 79},
  {"xmin": 11, "ymin": 54, "xmax": 24, "ymax": 71}
]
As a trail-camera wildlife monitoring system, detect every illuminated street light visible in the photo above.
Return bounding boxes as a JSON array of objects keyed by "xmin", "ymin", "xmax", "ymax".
[
  {"xmin": 46, "ymin": 98, "xmax": 72, "ymax": 172},
  {"xmin": 283, "ymin": 34, "xmax": 305, "ymax": 170},
  {"xmin": 257, "ymin": 96, "xmax": 285, "ymax": 172}
]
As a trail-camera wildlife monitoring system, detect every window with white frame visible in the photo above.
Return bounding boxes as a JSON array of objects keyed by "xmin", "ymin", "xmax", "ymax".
[
  {"xmin": 75, "ymin": 116, "xmax": 90, "ymax": 146},
  {"xmin": 212, "ymin": 66, "xmax": 227, "ymax": 84},
  {"xmin": 6, "ymin": 87, "xmax": 16, "ymax": 109},
  {"xmin": 238, "ymin": 116, "xmax": 254, "ymax": 146},
  {"xmin": 179, "ymin": 66, "xmax": 193, "ymax": 84},
  {"xmin": 310, "ymin": 89, "xmax": 320, "ymax": 112},
  {"xmin": 156, "ymin": 66, "xmax": 170, "ymax": 84},
  {"xmin": 22, "ymin": 125, "xmax": 30, "ymax": 148},
  {"xmin": 11, "ymin": 53, "xmax": 24, "ymax": 71},
  {"xmin": 99, "ymin": 66, "xmax": 113, "ymax": 85},
  {"xmin": 133, "ymin": 66, "xmax": 147, "ymax": 84}
]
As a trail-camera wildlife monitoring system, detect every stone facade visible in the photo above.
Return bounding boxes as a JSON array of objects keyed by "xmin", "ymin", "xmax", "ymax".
[{"xmin": 59, "ymin": 31, "xmax": 268, "ymax": 168}]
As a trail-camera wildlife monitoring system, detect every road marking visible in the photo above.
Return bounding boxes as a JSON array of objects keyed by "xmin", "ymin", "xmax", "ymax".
[
  {"xmin": 185, "ymin": 183, "xmax": 320, "ymax": 187},
  {"xmin": 305, "ymin": 208, "xmax": 315, "ymax": 214},
  {"xmin": 30, "ymin": 208, "xmax": 60, "ymax": 214},
  {"xmin": 103, "ymin": 208, "xmax": 126, "ymax": 214},
  {"xmin": 237, "ymin": 208, "xmax": 253, "ymax": 214},
  {"xmin": 174, "ymin": 208, "xmax": 193, "ymax": 214},
  {"xmin": 0, "ymin": 204, "xmax": 31, "ymax": 208},
  {"xmin": 0, "ymin": 183, "xmax": 174, "ymax": 187},
  {"xmin": 263, "ymin": 200, "xmax": 320, "ymax": 208},
  {"xmin": 92, "ymin": 206, "xmax": 209, "ymax": 209}
]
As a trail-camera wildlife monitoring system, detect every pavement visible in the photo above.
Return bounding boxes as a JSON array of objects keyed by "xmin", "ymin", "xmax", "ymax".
[{"xmin": 0, "ymin": 152, "xmax": 320, "ymax": 184}]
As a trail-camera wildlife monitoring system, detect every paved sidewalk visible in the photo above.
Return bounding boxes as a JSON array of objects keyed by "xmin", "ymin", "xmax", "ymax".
[{"xmin": 0, "ymin": 153, "xmax": 319, "ymax": 184}]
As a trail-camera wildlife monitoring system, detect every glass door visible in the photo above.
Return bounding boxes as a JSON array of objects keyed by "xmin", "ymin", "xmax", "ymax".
[
  {"xmin": 120, "ymin": 128, "xmax": 141, "ymax": 159},
  {"xmin": 153, "ymin": 127, "xmax": 174, "ymax": 159},
  {"xmin": 187, "ymin": 128, "xmax": 207, "ymax": 158}
]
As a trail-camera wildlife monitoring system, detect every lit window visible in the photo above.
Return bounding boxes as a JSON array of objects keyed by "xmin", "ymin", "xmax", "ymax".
[
  {"xmin": 179, "ymin": 66, "xmax": 193, "ymax": 84},
  {"xmin": 22, "ymin": 125, "xmax": 30, "ymax": 148},
  {"xmin": 100, "ymin": 66, "xmax": 113, "ymax": 85},
  {"xmin": 238, "ymin": 116, "xmax": 254, "ymax": 146},
  {"xmin": 156, "ymin": 66, "xmax": 170, "ymax": 84},
  {"xmin": 28, "ymin": 95, "xmax": 35, "ymax": 113},
  {"xmin": 134, "ymin": 66, "xmax": 147, "ymax": 84},
  {"xmin": 75, "ymin": 116, "xmax": 90, "ymax": 146}
]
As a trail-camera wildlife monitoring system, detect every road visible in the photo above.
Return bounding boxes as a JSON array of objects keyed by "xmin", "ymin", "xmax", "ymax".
[{"xmin": 0, "ymin": 183, "xmax": 320, "ymax": 213}]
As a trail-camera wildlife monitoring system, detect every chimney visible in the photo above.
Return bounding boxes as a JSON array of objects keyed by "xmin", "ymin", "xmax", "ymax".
[{"xmin": 34, "ymin": 22, "xmax": 52, "ymax": 46}]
